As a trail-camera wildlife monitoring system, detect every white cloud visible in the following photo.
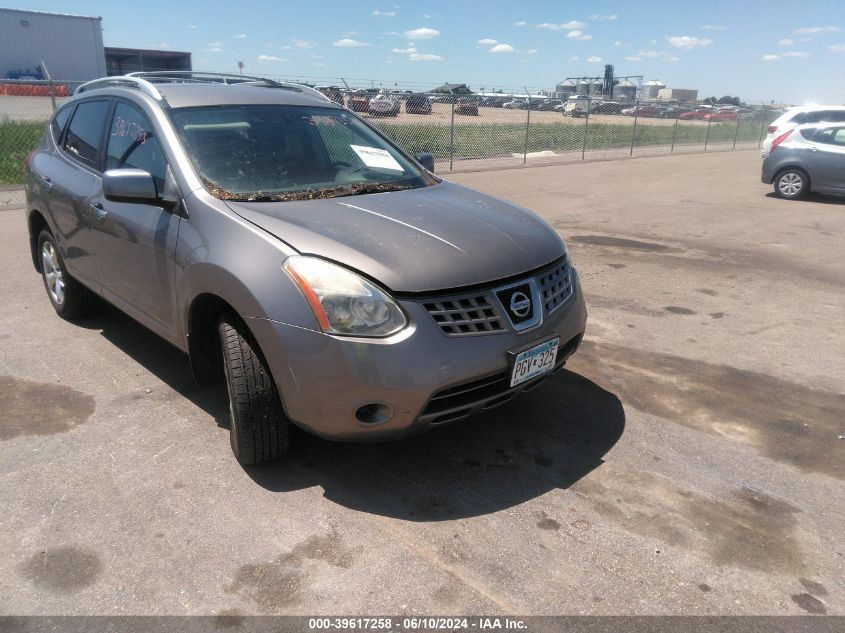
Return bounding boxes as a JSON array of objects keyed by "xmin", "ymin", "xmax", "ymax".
[
  {"xmin": 405, "ymin": 27, "xmax": 439, "ymax": 39},
  {"xmin": 258, "ymin": 54, "xmax": 285, "ymax": 62},
  {"xmin": 570, "ymin": 56, "xmax": 579, "ymax": 61},
  {"xmin": 342, "ymin": 30, "xmax": 359, "ymax": 37},
  {"xmin": 292, "ymin": 39, "xmax": 315, "ymax": 49},
  {"xmin": 203, "ymin": 41, "xmax": 223, "ymax": 52},
  {"xmin": 233, "ymin": 33, "xmax": 246, "ymax": 39},
  {"xmin": 567, "ymin": 30, "xmax": 592, "ymax": 41},
  {"xmin": 665, "ymin": 55, "xmax": 679, "ymax": 62},
  {"xmin": 147, "ymin": 42, "xmax": 170, "ymax": 49},
  {"xmin": 310, "ymin": 62, "xmax": 324, "ymax": 67},
  {"xmin": 409, "ymin": 52, "xmax": 444, "ymax": 61},
  {"xmin": 372, "ymin": 10, "xmax": 395, "ymax": 16},
  {"xmin": 587, "ymin": 56, "xmax": 602, "ymax": 63},
  {"xmin": 590, "ymin": 14, "xmax": 618, "ymax": 22},
  {"xmin": 513, "ymin": 20, "xmax": 527, "ymax": 27},
  {"xmin": 187, "ymin": 24, "xmax": 198, "ymax": 30},
  {"xmin": 391, "ymin": 47, "xmax": 417, "ymax": 54},
  {"xmin": 781, "ymin": 51, "xmax": 811, "ymax": 57},
  {"xmin": 793, "ymin": 25, "xmax": 839, "ymax": 34},
  {"xmin": 478, "ymin": 38, "xmax": 498, "ymax": 45},
  {"xmin": 538, "ymin": 21, "xmax": 586, "ymax": 31},
  {"xmin": 762, "ymin": 54, "xmax": 780, "ymax": 61},
  {"xmin": 332, "ymin": 38, "xmax": 371, "ymax": 47},
  {"xmin": 523, "ymin": 48, "xmax": 538, "ymax": 54},
  {"xmin": 778, "ymin": 38, "xmax": 795, "ymax": 46},
  {"xmin": 667, "ymin": 35, "xmax": 713, "ymax": 49},
  {"xmin": 614, "ymin": 40, "xmax": 625, "ymax": 47},
  {"xmin": 638, "ymin": 50, "xmax": 661, "ymax": 58},
  {"xmin": 830, "ymin": 43, "xmax": 845, "ymax": 53},
  {"xmin": 489, "ymin": 43, "xmax": 516, "ymax": 53},
  {"xmin": 625, "ymin": 56, "xmax": 642, "ymax": 62},
  {"xmin": 701, "ymin": 24, "xmax": 728, "ymax": 30}
]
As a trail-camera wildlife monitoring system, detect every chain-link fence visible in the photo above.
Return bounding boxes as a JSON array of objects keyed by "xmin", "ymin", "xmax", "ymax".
[{"xmin": 0, "ymin": 77, "xmax": 781, "ymax": 184}]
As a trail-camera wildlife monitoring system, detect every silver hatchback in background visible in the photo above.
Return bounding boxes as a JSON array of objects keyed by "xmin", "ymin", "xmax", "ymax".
[
  {"xmin": 761, "ymin": 122, "xmax": 845, "ymax": 200},
  {"xmin": 24, "ymin": 72, "xmax": 588, "ymax": 465}
]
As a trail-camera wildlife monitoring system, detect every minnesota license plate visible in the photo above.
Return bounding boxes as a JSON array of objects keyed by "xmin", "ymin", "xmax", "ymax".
[{"xmin": 510, "ymin": 337, "xmax": 560, "ymax": 387}]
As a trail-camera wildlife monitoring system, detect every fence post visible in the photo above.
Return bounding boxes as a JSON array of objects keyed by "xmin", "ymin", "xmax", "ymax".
[
  {"xmin": 630, "ymin": 100, "xmax": 639, "ymax": 156},
  {"xmin": 732, "ymin": 108, "xmax": 742, "ymax": 149},
  {"xmin": 581, "ymin": 96, "xmax": 590, "ymax": 160},
  {"xmin": 757, "ymin": 106, "xmax": 768, "ymax": 148},
  {"xmin": 703, "ymin": 107, "xmax": 714, "ymax": 151},
  {"xmin": 41, "ymin": 60, "xmax": 57, "ymax": 112},
  {"xmin": 449, "ymin": 94, "xmax": 455, "ymax": 171},
  {"xmin": 523, "ymin": 93, "xmax": 531, "ymax": 165},
  {"xmin": 670, "ymin": 109, "xmax": 679, "ymax": 153}
]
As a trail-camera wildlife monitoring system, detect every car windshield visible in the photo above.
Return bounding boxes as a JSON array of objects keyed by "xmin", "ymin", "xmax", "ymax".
[{"xmin": 169, "ymin": 105, "xmax": 435, "ymax": 202}]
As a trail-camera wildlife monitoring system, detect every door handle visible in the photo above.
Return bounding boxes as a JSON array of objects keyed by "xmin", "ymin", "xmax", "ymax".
[
  {"xmin": 89, "ymin": 202, "xmax": 109, "ymax": 221},
  {"xmin": 41, "ymin": 175, "xmax": 53, "ymax": 192}
]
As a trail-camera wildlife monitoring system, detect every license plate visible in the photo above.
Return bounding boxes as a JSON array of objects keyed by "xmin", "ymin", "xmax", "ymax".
[{"xmin": 510, "ymin": 337, "xmax": 560, "ymax": 387}]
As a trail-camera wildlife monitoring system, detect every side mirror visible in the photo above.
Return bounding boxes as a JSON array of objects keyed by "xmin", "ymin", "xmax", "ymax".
[
  {"xmin": 103, "ymin": 169, "xmax": 159, "ymax": 205},
  {"xmin": 414, "ymin": 152, "xmax": 435, "ymax": 173}
]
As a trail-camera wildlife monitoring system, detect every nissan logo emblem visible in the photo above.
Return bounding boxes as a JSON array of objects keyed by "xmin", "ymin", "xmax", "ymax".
[{"xmin": 510, "ymin": 291, "xmax": 531, "ymax": 317}]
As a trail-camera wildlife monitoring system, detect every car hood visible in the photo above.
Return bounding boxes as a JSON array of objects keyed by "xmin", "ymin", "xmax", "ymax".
[{"xmin": 226, "ymin": 181, "xmax": 564, "ymax": 293}]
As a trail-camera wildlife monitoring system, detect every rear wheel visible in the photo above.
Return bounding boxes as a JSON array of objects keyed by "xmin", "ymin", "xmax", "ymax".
[
  {"xmin": 218, "ymin": 316, "xmax": 289, "ymax": 465},
  {"xmin": 774, "ymin": 168, "xmax": 809, "ymax": 200},
  {"xmin": 37, "ymin": 229, "xmax": 97, "ymax": 319}
]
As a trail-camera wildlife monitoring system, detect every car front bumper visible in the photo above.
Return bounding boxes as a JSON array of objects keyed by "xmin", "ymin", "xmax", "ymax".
[{"xmin": 247, "ymin": 269, "xmax": 588, "ymax": 440}]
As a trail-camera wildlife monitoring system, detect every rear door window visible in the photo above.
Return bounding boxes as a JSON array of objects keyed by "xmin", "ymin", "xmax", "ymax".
[
  {"xmin": 811, "ymin": 127, "xmax": 845, "ymax": 147},
  {"xmin": 63, "ymin": 100, "xmax": 111, "ymax": 169},
  {"xmin": 106, "ymin": 102, "xmax": 168, "ymax": 193}
]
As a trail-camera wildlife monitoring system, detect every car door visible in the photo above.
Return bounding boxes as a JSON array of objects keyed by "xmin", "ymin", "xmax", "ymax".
[
  {"xmin": 806, "ymin": 126, "xmax": 845, "ymax": 192},
  {"xmin": 36, "ymin": 99, "xmax": 112, "ymax": 289},
  {"xmin": 89, "ymin": 99, "xmax": 181, "ymax": 342}
]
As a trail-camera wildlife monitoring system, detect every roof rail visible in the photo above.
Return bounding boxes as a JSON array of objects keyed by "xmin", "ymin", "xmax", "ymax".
[
  {"xmin": 74, "ymin": 76, "xmax": 163, "ymax": 100},
  {"xmin": 126, "ymin": 71, "xmax": 332, "ymax": 103}
]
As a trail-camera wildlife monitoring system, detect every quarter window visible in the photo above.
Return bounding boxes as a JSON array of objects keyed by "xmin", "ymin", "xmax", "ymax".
[
  {"xmin": 63, "ymin": 100, "xmax": 110, "ymax": 168},
  {"xmin": 811, "ymin": 127, "xmax": 845, "ymax": 147},
  {"xmin": 51, "ymin": 106, "xmax": 73, "ymax": 143},
  {"xmin": 106, "ymin": 102, "xmax": 167, "ymax": 193}
]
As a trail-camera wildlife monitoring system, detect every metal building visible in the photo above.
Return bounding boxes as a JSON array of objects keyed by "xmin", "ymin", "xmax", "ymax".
[
  {"xmin": 0, "ymin": 8, "xmax": 106, "ymax": 80},
  {"xmin": 643, "ymin": 80, "xmax": 666, "ymax": 100},
  {"xmin": 105, "ymin": 48, "xmax": 192, "ymax": 75},
  {"xmin": 657, "ymin": 88, "xmax": 699, "ymax": 102}
]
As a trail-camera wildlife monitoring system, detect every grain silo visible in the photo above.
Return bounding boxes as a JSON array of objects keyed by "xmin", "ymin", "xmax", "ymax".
[
  {"xmin": 555, "ymin": 79, "xmax": 577, "ymax": 98},
  {"xmin": 589, "ymin": 79, "xmax": 603, "ymax": 95},
  {"xmin": 613, "ymin": 79, "xmax": 637, "ymax": 101},
  {"xmin": 643, "ymin": 79, "xmax": 665, "ymax": 100}
]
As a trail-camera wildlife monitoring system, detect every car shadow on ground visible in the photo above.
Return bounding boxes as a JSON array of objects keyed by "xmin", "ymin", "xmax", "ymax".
[
  {"xmin": 764, "ymin": 191, "xmax": 845, "ymax": 204},
  {"xmin": 79, "ymin": 304, "xmax": 625, "ymax": 521}
]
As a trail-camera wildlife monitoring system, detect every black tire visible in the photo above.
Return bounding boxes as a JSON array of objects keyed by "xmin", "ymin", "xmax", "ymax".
[
  {"xmin": 37, "ymin": 229, "xmax": 97, "ymax": 319},
  {"xmin": 774, "ymin": 168, "xmax": 809, "ymax": 200},
  {"xmin": 218, "ymin": 316, "xmax": 289, "ymax": 465}
]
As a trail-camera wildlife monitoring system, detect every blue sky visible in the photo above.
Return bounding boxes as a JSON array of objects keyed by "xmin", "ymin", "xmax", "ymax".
[{"xmin": 14, "ymin": 0, "xmax": 845, "ymax": 103}]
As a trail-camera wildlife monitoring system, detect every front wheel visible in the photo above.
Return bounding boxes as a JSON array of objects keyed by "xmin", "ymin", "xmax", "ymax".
[
  {"xmin": 218, "ymin": 316, "xmax": 289, "ymax": 465},
  {"xmin": 774, "ymin": 168, "xmax": 809, "ymax": 200},
  {"xmin": 38, "ymin": 229, "xmax": 97, "ymax": 319}
]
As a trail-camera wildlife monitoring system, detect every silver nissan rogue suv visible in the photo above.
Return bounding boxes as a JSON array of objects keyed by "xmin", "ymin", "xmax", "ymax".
[{"xmin": 24, "ymin": 72, "xmax": 587, "ymax": 464}]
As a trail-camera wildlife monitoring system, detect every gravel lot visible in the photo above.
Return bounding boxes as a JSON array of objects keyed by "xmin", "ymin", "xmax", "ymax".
[{"xmin": 0, "ymin": 150, "xmax": 842, "ymax": 617}]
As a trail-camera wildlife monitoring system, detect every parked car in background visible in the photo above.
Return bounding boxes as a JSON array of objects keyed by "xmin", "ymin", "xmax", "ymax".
[
  {"xmin": 405, "ymin": 93, "xmax": 432, "ymax": 114},
  {"xmin": 761, "ymin": 105, "xmax": 845, "ymax": 156},
  {"xmin": 703, "ymin": 110, "xmax": 738, "ymax": 122},
  {"xmin": 762, "ymin": 122, "xmax": 845, "ymax": 199},
  {"xmin": 620, "ymin": 104, "xmax": 665, "ymax": 118},
  {"xmin": 317, "ymin": 86, "xmax": 344, "ymax": 105},
  {"xmin": 368, "ymin": 93, "xmax": 400, "ymax": 117},
  {"xmin": 590, "ymin": 101, "xmax": 623, "ymax": 115},
  {"xmin": 564, "ymin": 95, "xmax": 591, "ymax": 117},
  {"xmin": 25, "ymin": 72, "xmax": 588, "ymax": 465},
  {"xmin": 503, "ymin": 99, "xmax": 526, "ymax": 109},
  {"xmin": 679, "ymin": 107, "xmax": 714, "ymax": 120},
  {"xmin": 348, "ymin": 91, "xmax": 372, "ymax": 112},
  {"xmin": 455, "ymin": 97, "xmax": 479, "ymax": 116},
  {"xmin": 536, "ymin": 99, "xmax": 562, "ymax": 111}
]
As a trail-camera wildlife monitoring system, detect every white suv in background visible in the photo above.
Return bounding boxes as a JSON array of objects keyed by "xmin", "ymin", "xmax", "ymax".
[{"xmin": 761, "ymin": 105, "xmax": 845, "ymax": 156}]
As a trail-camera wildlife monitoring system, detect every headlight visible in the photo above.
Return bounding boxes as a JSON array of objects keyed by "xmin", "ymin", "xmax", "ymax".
[{"xmin": 283, "ymin": 256, "xmax": 407, "ymax": 337}]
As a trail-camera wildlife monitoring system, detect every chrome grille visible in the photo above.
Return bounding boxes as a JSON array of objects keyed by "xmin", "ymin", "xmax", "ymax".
[
  {"xmin": 539, "ymin": 257, "xmax": 573, "ymax": 315},
  {"xmin": 423, "ymin": 294, "xmax": 505, "ymax": 336}
]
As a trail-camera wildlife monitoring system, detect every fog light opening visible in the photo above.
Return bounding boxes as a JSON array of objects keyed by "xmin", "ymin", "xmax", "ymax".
[{"xmin": 354, "ymin": 402, "xmax": 393, "ymax": 425}]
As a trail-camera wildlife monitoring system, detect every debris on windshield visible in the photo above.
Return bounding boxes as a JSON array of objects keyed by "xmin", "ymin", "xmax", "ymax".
[{"xmin": 201, "ymin": 177, "xmax": 416, "ymax": 202}]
